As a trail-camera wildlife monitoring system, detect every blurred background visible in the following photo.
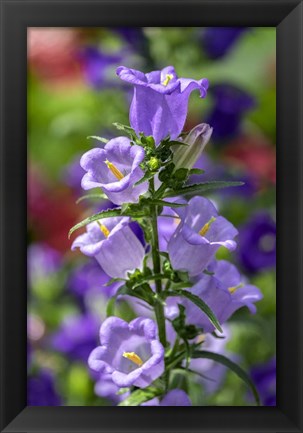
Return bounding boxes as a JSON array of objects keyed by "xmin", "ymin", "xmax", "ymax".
[{"xmin": 27, "ymin": 27, "xmax": 276, "ymax": 406}]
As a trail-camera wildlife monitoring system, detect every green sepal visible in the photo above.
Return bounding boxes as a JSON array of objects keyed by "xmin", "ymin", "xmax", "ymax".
[
  {"xmin": 192, "ymin": 350, "xmax": 261, "ymax": 406},
  {"xmin": 86, "ymin": 135, "xmax": 109, "ymax": 144},
  {"xmin": 76, "ymin": 192, "xmax": 108, "ymax": 204},
  {"xmin": 118, "ymin": 387, "xmax": 162, "ymax": 406},
  {"xmin": 188, "ymin": 168, "xmax": 205, "ymax": 175},
  {"xmin": 112, "ymin": 122, "xmax": 138, "ymax": 141}
]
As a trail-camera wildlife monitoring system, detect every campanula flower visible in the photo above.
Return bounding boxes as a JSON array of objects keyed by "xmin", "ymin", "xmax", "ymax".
[
  {"xmin": 183, "ymin": 260, "xmax": 263, "ymax": 332},
  {"xmin": 88, "ymin": 317, "xmax": 165, "ymax": 388},
  {"xmin": 71, "ymin": 217, "xmax": 145, "ymax": 279},
  {"xmin": 250, "ymin": 357, "xmax": 276, "ymax": 406},
  {"xmin": 141, "ymin": 389, "xmax": 191, "ymax": 406},
  {"xmin": 201, "ymin": 27, "xmax": 248, "ymax": 59},
  {"xmin": 173, "ymin": 123, "xmax": 213, "ymax": 170},
  {"xmin": 116, "ymin": 65, "xmax": 209, "ymax": 144},
  {"xmin": 168, "ymin": 197, "xmax": 238, "ymax": 276},
  {"xmin": 237, "ymin": 213, "xmax": 276, "ymax": 273},
  {"xmin": 80, "ymin": 136, "xmax": 148, "ymax": 205}
]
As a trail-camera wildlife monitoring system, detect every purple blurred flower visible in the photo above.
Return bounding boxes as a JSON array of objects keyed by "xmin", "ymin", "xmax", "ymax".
[
  {"xmin": 173, "ymin": 123, "xmax": 213, "ymax": 170},
  {"xmin": 201, "ymin": 27, "xmax": 248, "ymax": 59},
  {"xmin": 237, "ymin": 213, "xmax": 276, "ymax": 273},
  {"xmin": 116, "ymin": 65, "xmax": 209, "ymax": 144},
  {"xmin": 80, "ymin": 47, "xmax": 122, "ymax": 89},
  {"xmin": 80, "ymin": 136, "xmax": 148, "ymax": 205},
  {"xmin": 168, "ymin": 196, "xmax": 238, "ymax": 276},
  {"xmin": 206, "ymin": 83, "xmax": 255, "ymax": 142},
  {"xmin": 51, "ymin": 313, "xmax": 100, "ymax": 362},
  {"xmin": 142, "ymin": 389, "xmax": 191, "ymax": 406},
  {"xmin": 251, "ymin": 357, "xmax": 276, "ymax": 406},
  {"xmin": 28, "ymin": 242, "xmax": 62, "ymax": 287},
  {"xmin": 88, "ymin": 317, "xmax": 164, "ymax": 388},
  {"xmin": 28, "ymin": 369, "xmax": 61, "ymax": 406},
  {"xmin": 182, "ymin": 260, "xmax": 262, "ymax": 332},
  {"xmin": 71, "ymin": 217, "xmax": 145, "ymax": 279}
]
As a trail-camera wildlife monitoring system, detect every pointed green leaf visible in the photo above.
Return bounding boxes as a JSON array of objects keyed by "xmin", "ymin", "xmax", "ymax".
[
  {"xmin": 149, "ymin": 199, "xmax": 187, "ymax": 208},
  {"xmin": 68, "ymin": 208, "xmax": 122, "ymax": 238},
  {"xmin": 164, "ymin": 181, "xmax": 245, "ymax": 198},
  {"xmin": 87, "ymin": 135, "xmax": 109, "ymax": 144},
  {"xmin": 169, "ymin": 289, "xmax": 223, "ymax": 333},
  {"xmin": 118, "ymin": 387, "xmax": 162, "ymax": 406},
  {"xmin": 76, "ymin": 193, "xmax": 108, "ymax": 204},
  {"xmin": 192, "ymin": 350, "xmax": 260, "ymax": 406}
]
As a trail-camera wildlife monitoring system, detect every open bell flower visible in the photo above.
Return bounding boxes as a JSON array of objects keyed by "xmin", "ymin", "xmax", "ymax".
[
  {"xmin": 88, "ymin": 317, "xmax": 165, "ymax": 388},
  {"xmin": 80, "ymin": 136, "xmax": 148, "ymax": 205},
  {"xmin": 71, "ymin": 217, "xmax": 145, "ymax": 279},
  {"xmin": 173, "ymin": 123, "xmax": 213, "ymax": 170},
  {"xmin": 167, "ymin": 196, "xmax": 238, "ymax": 276},
  {"xmin": 183, "ymin": 260, "xmax": 263, "ymax": 332},
  {"xmin": 116, "ymin": 65, "xmax": 209, "ymax": 144}
]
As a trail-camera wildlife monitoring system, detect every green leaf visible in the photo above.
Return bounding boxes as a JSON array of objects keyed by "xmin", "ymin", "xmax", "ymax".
[
  {"xmin": 76, "ymin": 192, "xmax": 108, "ymax": 204},
  {"xmin": 169, "ymin": 289, "xmax": 223, "ymax": 333},
  {"xmin": 188, "ymin": 168, "xmax": 205, "ymax": 175},
  {"xmin": 87, "ymin": 135, "xmax": 109, "ymax": 144},
  {"xmin": 118, "ymin": 387, "xmax": 162, "ymax": 406},
  {"xmin": 68, "ymin": 208, "xmax": 122, "ymax": 238},
  {"xmin": 134, "ymin": 171, "xmax": 155, "ymax": 186},
  {"xmin": 149, "ymin": 199, "xmax": 187, "ymax": 208},
  {"xmin": 164, "ymin": 181, "xmax": 245, "ymax": 198},
  {"xmin": 192, "ymin": 350, "xmax": 260, "ymax": 406}
]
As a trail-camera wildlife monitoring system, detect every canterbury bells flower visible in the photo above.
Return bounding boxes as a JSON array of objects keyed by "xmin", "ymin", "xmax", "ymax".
[
  {"xmin": 88, "ymin": 317, "xmax": 165, "ymax": 388},
  {"xmin": 173, "ymin": 123, "xmax": 213, "ymax": 170},
  {"xmin": 116, "ymin": 65, "xmax": 209, "ymax": 144},
  {"xmin": 71, "ymin": 217, "xmax": 145, "ymax": 279}
]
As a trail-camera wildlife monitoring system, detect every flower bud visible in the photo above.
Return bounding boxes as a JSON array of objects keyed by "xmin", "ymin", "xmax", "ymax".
[{"xmin": 173, "ymin": 123, "xmax": 213, "ymax": 170}]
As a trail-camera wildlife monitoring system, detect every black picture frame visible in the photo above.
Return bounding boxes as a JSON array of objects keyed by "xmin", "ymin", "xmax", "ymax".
[{"xmin": 0, "ymin": 0, "xmax": 302, "ymax": 432}]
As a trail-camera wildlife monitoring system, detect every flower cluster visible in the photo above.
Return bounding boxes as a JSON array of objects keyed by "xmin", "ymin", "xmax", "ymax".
[{"xmin": 70, "ymin": 65, "xmax": 263, "ymax": 406}]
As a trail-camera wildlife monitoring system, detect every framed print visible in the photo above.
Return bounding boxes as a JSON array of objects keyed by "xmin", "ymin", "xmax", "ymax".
[{"xmin": 0, "ymin": 0, "xmax": 302, "ymax": 432}]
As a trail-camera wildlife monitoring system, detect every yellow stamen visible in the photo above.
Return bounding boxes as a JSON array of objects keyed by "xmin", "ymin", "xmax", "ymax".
[
  {"xmin": 228, "ymin": 284, "xmax": 243, "ymax": 294},
  {"xmin": 199, "ymin": 217, "xmax": 216, "ymax": 237},
  {"xmin": 162, "ymin": 73, "xmax": 174, "ymax": 87},
  {"xmin": 97, "ymin": 221, "xmax": 110, "ymax": 238},
  {"xmin": 122, "ymin": 351, "xmax": 143, "ymax": 367},
  {"xmin": 105, "ymin": 159, "xmax": 124, "ymax": 181}
]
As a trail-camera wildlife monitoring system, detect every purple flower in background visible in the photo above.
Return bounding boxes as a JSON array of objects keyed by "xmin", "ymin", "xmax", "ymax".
[
  {"xmin": 237, "ymin": 213, "xmax": 276, "ymax": 273},
  {"xmin": 51, "ymin": 313, "xmax": 100, "ymax": 362},
  {"xmin": 89, "ymin": 317, "xmax": 164, "ymax": 388},
  {"xmin": 80, "ymin": 137, "xmax": 148, "ymax": 205},
  {"xmin": 80, "ymin": 47, "xmax": 122, "ymax": 89},
  {"xmin": 201, "ymin": 27, "xmax": 248, "ymax": 59},
  {"xmin": 206, "ymin": 83, "xmax": 255, "ymax": 142},
  {"xmin": 173, "ymin": 123, "xmax": 213, "ymax": 170},
  {"xmin": 142, "ymin": 389, "xmax": 192, "ymax": 406},
  {"xmin": 250, "ymin": 358, "xmax": 276, "ymax": 406},
  {"xmin": 28, "ymin": 369, "xmax": 61, "ymax": 406},
  {"xmin": 28, "ymin": 242, "xmax": 62, "ymax": 287},
  {"xmin": 168, "ymin": 197, "xmax": 238, "ymax": 276},
  {"xmin": 68, "ymin": 259, "xmax": 119, "ymax": 299},
  {"xmin": 116, "ymin": 65, "xmax": 208, "ymax": 144},
  {"xmin": 71, "ymin": 217, "xmax": 145, "ymax": 279},
  {"xmin": 182, "ymin": 260, "xmax": 262, "ymax": 332}
]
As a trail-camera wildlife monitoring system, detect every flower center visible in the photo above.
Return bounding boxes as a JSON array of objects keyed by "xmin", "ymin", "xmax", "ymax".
[
  {"xmin": 162, "ymin": 73, "xmax": 174, "ymax": 87},
  {"xmin": 97, "ymin": 221, "xmax": 110, "ymax": 238},
  {"xmin": 105, "ymin": 159, "xmax": 124, "ymax": 181},
  {"xmin": 199, "ymin": 217, "xmax": 216, "ymax": 236},
  {"xmin": 228, "ymin": 283, "xmax": 243, "ymax": 294},
  {"xmin": 122, "ymin": 351, "xmax": 143, "ymax": 367}
]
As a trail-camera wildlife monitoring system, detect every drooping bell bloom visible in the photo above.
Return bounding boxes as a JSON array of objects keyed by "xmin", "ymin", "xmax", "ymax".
[
  {"xmin": 71, "ymin": 217, "xmax": 145, "ymax": 279},
  {"xmin": 237, "ymin": 213, "xmax": 276, "ymax": 274},
  {"xmin": 173, "ymin": 123, "xmax": 213, "ymax": 170},
  {"xmin": 167, "ymin": 196, "xmax": 238, "ymax": 276},
  {"xmin": 51, "ymin": 313, "xmax": 100, "ymax": 362},
  {"xmin": 201, "ymin": 27, "xmax": 248, "ymax": 59},
  {"xmin": 80, "ymin": 136, "xmax": 148, "ymax": 205},
  {"xmin": 206, "ymin": 83, "xmax": 255, "ymax": 142},
  {"xmin": 250, "ymin": 357, "xmax": 276, "ymax": 406},
  {"xmin": 88, "ymin": 317, "xmax": 165, "ymax": 388},
  {"xmin": 116, "ymin": 66, "xmax": 209, "ymax": 144},
  {"xmin": 141, "ymin": 389, "xmax": 192, "ymax": 406},
  {"xmin": 180, "ymin": 260, "xmax": 263, "ymax": 332}
]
